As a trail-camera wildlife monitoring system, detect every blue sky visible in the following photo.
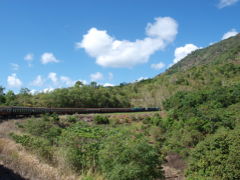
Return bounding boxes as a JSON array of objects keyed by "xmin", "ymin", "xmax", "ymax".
[{"xmin": 0, "ymin": 0, "xmax": 239, "ymax": 93}]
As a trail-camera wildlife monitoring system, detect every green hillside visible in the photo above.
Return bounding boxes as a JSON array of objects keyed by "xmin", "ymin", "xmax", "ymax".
[
  {"xmin": 122, "ymin": 34, "xmax": 240, "ymax": 108},
  {"xmin": 168, "ymin": 34, "xmax": 240, "ymax": 74}
]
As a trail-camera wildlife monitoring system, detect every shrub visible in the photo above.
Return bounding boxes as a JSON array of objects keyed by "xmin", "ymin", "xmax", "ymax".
[
  {"xmin": 49, "ymin": 113, "xmax": 60, "ymax": 123},
  {"xmin": 98, "ymin": 129, "xmax": 164, "ymax": 180},
  {"xmin": 67, "ymin": 115, "xmax": 77, "ymax": 123},
  {"xmin": 93, "ymin": 115, "xmax": 110, "ymax": 124},
  {"xmin": 150, "ymin": 114, "xmax": 162, "ymax": 126},
  {"xmin": 142, "ymin": 113, "xmax": 162, "ymax": 127},
  {"xmin": 21, "ymin": 116, "xmax": 61, "ymax": 144},
  {"xmin": 161, "ymin": 84, "xmax": 240, "ymax": 156},
  {"xmin": 10, "ymin": 133, "xmax": 53, "ymax": 161},
  {"xmin": 186, "ymin": 127, "xmax": 240, "ymax": 180},
  {"xmin": 58, "ymin": 122, "xmax": 107, "ymax": 171},
  {"xmin": 22, "ymin": 117, "xmax": 52, "ymax": 136}
]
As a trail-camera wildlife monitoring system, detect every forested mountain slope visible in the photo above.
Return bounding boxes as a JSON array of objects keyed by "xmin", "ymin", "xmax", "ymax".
[
  {"xmin": 124, "ymin": 34, "xmax": 240, "ymax": 108},
  {"xmin": 168, "ymin": 34, "xmax": 240, "ymax": 74}
]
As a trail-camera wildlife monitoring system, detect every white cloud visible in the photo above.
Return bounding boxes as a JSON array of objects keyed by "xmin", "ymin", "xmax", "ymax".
[
  {"xmin": 103, "ymin": 83, "xmax": 114, "ymax": 87},
  {"xmin": 151, "ymin": 62, "xmax": 165, "ymax": 70},
  {"xmin": 10, "ymin": 63, "xmax": 19, "ymax": 71},
  {"xmin": 47, "ymin": 72, "xmax": 84, "ymax": 87},
  {"xmin": 146, "ymin": 17, "xmax": 178, "ymax": 42},
  {"xmin": 136, "ymin": 77, "xmax": 148, "ymax": 82},
  {"xmin": 77, "ymin": 17, "xmax": 178, "ymax": 68},
  {"xmin": 209, "ymin": 42, "xmax": 216, "ymax": 46},
  {"xmin": 42, "ymin": 88, "xmax": 54, "ymax": 93},
  {"xmin": 48, "ymin": 72, "xmax": 58, "ymax": 83},
  {"xmin": 31, "ymin": 75, "xmax": 44, "ymax": 87},
  {"xmin": 218, "ymin": 0, "xmax": 239, "ymax": 8},
  {"xmin": 41, "ymin": 53, "xmax": 60, "ymax": 64},
  {"xmin": 24, "ymin": 53, "xmax": 34, "ymax": 61},
  {"xmin": 60, "ymin": 76, "xmax": 75, "ymax": 86},
  {"xmin": 222, "ymin": 29, "xmax": 238, "ymax": 40},
  {"xmin": 30, "ymin": 89, "xmax": 37, "ymax": 95},
  {"xmin": 7, "ymin": 73, "xmax": 22, "ymax": 88},
  {"xmin": 24, "ymin": 53, "xmax": 34, "ymax": 67},
  {"xmin": 173, "ymin": 44, "xmax": 199, "ymax": 64},
  {"xmin": 108, "ymin": 72, "xmax": 113, "ymax": 80},
  {"xmin": 90, "ymin": 72, "xmax": 104, "ymax": 81}
]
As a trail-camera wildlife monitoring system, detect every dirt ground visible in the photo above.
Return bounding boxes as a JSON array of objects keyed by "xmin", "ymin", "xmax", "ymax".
[{"xmin": 163, "ymin": 154, "xmax": 186, "ymax": 180}]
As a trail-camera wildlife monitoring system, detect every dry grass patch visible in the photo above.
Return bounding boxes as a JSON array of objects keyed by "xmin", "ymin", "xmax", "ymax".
[
  {"xmin": 0, "ymin": 137, "xmax": 81, "ymax": 180},
  {"xmin": 0, "ymin": 119, "xmax": 82, "ymax": 180},
  {"xmin": 0, "ymin": 119, "xmax": 22, "ymax": 138}
]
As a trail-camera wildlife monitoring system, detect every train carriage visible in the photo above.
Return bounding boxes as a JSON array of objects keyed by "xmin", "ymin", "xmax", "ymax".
[
  {"xmin": 0, "ymin": 107, "xmax": 11, "ymax": 116},
  {"xmin": 0, "ymin": 106, "xmax": 160, "ymax": 118}
]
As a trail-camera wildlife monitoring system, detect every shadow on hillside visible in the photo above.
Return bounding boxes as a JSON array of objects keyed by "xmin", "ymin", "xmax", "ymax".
[{"xmin": 0, "ymin": 165, "xmax": 26, "ymax": 180}]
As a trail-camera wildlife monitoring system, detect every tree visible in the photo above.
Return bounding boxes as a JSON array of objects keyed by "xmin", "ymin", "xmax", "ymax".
[
  {"xmin": 18, "ymin": 88, "xmax": 32, "ymax": 106},
  {"xmin": 0, "ymin": 86, "xmax": 6, "ymax": 105},
  {"xmin": 74, "ymin": 81, "xmax": 84, "ymax": 88},
  {"xmin": 90, "ymin": 81, "xmax": 98, "ymax": 88},
  {"xmin": 5, "ymin": 90, "xmax": 17, "ymax": 106},
  {"xmin": 99, "ymin": 129, "xmax": 164, "ymax": 180},
  {"xmin": 19, "ymin": 88, "xmax": 31, "ymax": 95},
  {"xmin": 187, "ymin": 127, "xmax": 240, "ymax": 179}
]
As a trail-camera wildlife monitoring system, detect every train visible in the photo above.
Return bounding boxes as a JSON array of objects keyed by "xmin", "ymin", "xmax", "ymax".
[{"xmin": 0, "ymin": 106, "xmax": 160, "ymax": 118}]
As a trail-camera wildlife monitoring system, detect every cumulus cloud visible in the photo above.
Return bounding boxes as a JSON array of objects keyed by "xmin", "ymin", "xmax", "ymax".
[
  {"xmin": 7, "ymin": 73, "xmax": 22, "ymax": 88},
  {"xmin": 90, "ymin": 72, "xmax": 104, "ymax": 81},
  {"xmin": 136, "ymin": 77, "xmax": 148, "ymax": 82},
  {"xmin": 222, "ymin": 29, "xmax": 238, "ymax": 40},
  {"xmin": 146, "ymin": 17, "xmax": 178, "ymax": 42},
  {"xmin": 41, "ymin": 53, "xmax": 60, "ymax": 64},
  {"xmin": 60, "ymin": 76, "xmax": 75, "ymax": 86},
  {"xmin": 30, "ymin": 89, "xmax": 37, "ymax": 95},
  {"xmin": 31, "ymin": 75, "xmax": 44, "ymax": 87},
  {"xmin": 77, "ymin": 17, "xmax": 178, "ymax": 68},
  {"xmin": 10, "ymin": 63, "xmax": 19, "ymax": 71},
  {"xmin": 24, "ymin": 53, "xmax": 34, "ymax": 67},
  {"xmin": 48, "ymin": 72, "xmax": 58, "ymax": 83},
  {"xmin": 173, "ymin": 44, "xmax": 199, "ymax": 64},
  {"xmin": 108, "ymin": 72, "xmax": 113, "ymax": 80},
  {"xmin": 42, "ymin": 88, "xmax": 54, "ymax": 93},
  {"xmin": 151, "ymin": 62, "xmax": 165, "ymax": 70},
  {"xmin": 218, "ymin": 0, "xmax": 239, "ymax": 8},
  {"xmin": 24, "ymin": 53, "xmax": 34, "ymax": 61},
  {"xmin": 103, "ymin": 83, "xmax": 114, "ymax": 87},
  {"xmin": 47, "ymin": 72, "xmax": 81, "ymax": 87}
]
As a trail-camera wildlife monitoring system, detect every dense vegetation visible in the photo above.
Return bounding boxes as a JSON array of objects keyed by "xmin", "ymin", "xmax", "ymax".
[
  {"xmin": 11, "ymin": 114, "xmax": 164, "ymax": 179},
  {"xmin": 187, "ymin": 127, "xmax": 240, "ymax": 180},
  {"xmin": 0, "ymin": 82, "xmax": 130, "ymax": 108}
]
